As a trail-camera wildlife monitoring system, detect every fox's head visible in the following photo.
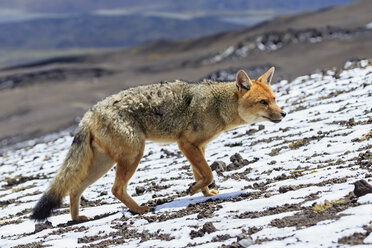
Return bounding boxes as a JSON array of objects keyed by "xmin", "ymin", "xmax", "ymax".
[{"xmin": 235, "ymin": 67, "xmax": 286, "ymax": 124}]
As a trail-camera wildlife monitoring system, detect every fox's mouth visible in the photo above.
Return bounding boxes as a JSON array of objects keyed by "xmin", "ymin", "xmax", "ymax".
[
  {"xmin": 271, "ymin": 119, "xmax": 282, "ymax": 123},
  {"xmin": 261, "ymin": 116, "xmax": 282, "ymax": 123}
]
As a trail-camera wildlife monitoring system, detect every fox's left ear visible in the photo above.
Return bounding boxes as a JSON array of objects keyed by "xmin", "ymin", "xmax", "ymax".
[
  {"xmin": 258, "ymin": 67, "xmax": 275, "ymax": 85},
  {"xmin": 236, "ymin": 70, "xmax": 252, "ymax": 92}
]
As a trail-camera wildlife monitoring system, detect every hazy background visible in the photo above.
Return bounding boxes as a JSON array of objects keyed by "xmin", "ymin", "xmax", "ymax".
[
  {"xmin": 0, "ymin": 0, "xmax": 353, "ymax": 66},
  {"xmin": 0, "ymin": 0, "xmax": 371, "ymax": 146}
]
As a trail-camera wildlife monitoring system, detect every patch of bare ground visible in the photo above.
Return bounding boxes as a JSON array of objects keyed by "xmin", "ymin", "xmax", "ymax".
[
  {"xmin": 270, "ymin": 195, "xmax": 359, "ymax": 229},
  {"xmin": 235, "ymin": 178, "xmax": 351, "ymax": 223},
  {"xmin": 236, "ymin": 203, "xmax": 302, "ymax": 219},
  {"xmin": 3, "ymin": 174, "xmax": 48, "ymax": 188},
  {"xmin": 0, "ymin": 218, "xmax": 23, "ymax": 227},
  {"xmin": 254, "ymin": 235, "xmax": 295, "ymax": 245},
  {"xmin": 12, "ymin": 242, "xmax": 46, "ymax": 248},
  {"xmin": 329, "ymin": 117, "xmax": 372, "ymax": 127},
  {"xmin": 189, "ymin": 222, "xmax": 217, "ymax": 239},
  {"xmin": 243, "ymin": 174, "xmax": 349, "ymax": 195},
  {"xmin": 356, "ymin": 150, "xmax": 372, "ymax": 171},
  {"xmin": 338, "ymin": 222, "xmax": 372, "ymax": 245},
  {"xmin": 277, "ymin": 177, "xmax": 349, "ymax": 193},
  {"xmin": 145, "ymin": 200, "xmax": 223, "ymax": 223},
  {"xmin": 267, "ymin": 129, "xmax": 353, "ymax": 156},
  {"xmin": 80, "ymin": 219, "xmax": 175, "ymax": 248}
]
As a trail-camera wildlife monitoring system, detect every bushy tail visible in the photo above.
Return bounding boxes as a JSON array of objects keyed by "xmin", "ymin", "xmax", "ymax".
[{"xmin": 31, "ymin": 126, "xmax": 93, "ymax": 221}]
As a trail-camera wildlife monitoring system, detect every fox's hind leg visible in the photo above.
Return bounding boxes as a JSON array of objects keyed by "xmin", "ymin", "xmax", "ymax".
[
  {"xmin": 111, "ymin": 141, "xmax": 149, "ymax": 214},
  {"xmin": 178, "ymin": 140, "xmax": 218, "ymax": 196},
  {"xmin": 69, "ymin": 143, "xmax": 114, "ymax": 221}
]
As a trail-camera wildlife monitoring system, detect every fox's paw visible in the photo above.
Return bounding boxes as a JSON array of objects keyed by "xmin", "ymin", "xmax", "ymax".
[
  {"xmin": 68, "ymin": 215, "xmax": 89, "ymax": 225},
  {"xmin": 131, "ymin": 205, "xmax": 150, "ymax": 215},
  {"xmin": 203, "ymin": 189, "xmax": 219, "ymax": 197},
  {"xmin": 187, "ymin": 182, "xmax": 197, "ymax": 196},
  {"xmin": 75, "ymin": 215, "xmax": 88, "ymax": 221}
]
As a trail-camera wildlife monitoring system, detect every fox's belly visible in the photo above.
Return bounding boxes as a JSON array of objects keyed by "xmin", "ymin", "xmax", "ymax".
[
  {"xmin": 146, "ymin": 135, "xmax": 177, "ymax": 144},
  {"xmin": 143, "ymin": 124, "xmax": 182, "ymax": 143}
]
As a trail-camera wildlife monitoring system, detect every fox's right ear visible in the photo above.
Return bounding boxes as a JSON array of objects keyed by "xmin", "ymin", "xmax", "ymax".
[{"xmin": 236, "ymin": 70, "xmax": 252, "ymax": 92}]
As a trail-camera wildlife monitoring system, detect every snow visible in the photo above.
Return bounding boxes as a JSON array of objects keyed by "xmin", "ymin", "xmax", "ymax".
[{"xmin": 0, "ymin": 60, "xmax": 372, "ymax": 247}]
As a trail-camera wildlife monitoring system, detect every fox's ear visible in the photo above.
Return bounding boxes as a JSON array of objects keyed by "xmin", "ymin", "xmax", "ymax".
[
  {"xmin": 258, "ymin": 67, "xmax": 275, "ymax": 85},
  {"xmin": 236, "ymin": 70, "xmax": 252, "ymax": 92}
]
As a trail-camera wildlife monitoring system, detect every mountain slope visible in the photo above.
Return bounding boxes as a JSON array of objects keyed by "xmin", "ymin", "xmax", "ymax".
[{"xmin": 0, "ymin": 60, "xmax": 371, "ymax": 247}]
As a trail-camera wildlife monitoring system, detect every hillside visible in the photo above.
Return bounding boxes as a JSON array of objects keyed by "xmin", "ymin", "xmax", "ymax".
[{"xmin": 0, "ymin": 60, "xmax": 371, "ymax": 247}]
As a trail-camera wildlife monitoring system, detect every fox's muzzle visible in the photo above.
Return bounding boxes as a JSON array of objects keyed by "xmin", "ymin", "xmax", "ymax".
[{"xmin": 269, "ymin": 111, "xmax": 286, "ymax": 123}]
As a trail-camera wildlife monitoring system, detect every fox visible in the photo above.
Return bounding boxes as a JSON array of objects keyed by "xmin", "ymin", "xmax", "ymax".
[{"xmin": 31, "ymin": 67, "xmax": 286, "ymax": 221}]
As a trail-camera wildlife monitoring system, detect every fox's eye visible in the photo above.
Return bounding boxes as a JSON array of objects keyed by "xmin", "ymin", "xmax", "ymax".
[{"xmin": 260, "ymin": 100, "xmax": 268, "ymax": 105}]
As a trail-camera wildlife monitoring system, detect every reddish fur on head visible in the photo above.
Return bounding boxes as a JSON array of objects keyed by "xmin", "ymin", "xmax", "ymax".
[{"xmin": 236, "ymin": 67, "xmax": 285, "ymax": 124}]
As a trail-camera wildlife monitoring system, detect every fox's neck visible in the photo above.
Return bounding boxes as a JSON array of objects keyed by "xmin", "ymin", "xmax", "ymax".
[{"xmin": 212, "ymin": 82, "xmax": 246, "ymax": 129}]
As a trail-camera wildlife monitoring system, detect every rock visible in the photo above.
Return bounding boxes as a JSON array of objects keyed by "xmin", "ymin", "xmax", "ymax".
[
  {"xmin": 227, "ymin": 154, "xmax": 247, "ymax": 171},
  {"xmin": 135, "ymin": 186, "xmax": 146, "ymax": 195},
  {"xmin": 230, "ymin": 153, "xmax": 243, "ymax": 163},
  {"xmin": 238, "ymin": 238, "xmax": 254, "ymax": 247},
  {"xmin": 268, "ymin": 160, "xmax": 277, "ymax": 165},
  {"xmin": 189, "ymin": 229, "xmax": 205, "ymax": 239},
  {"xmin": 34, "ymin": 221, "xmax": 53, "ymax": 233},
  {"xmin": 211, "ymin": 161, "xmax": 227, "ymax": 172},
  {"xmin": 365, "ymin": 224, "xmax": 372, "ymax": 233},
  {"xmin": 202, "ymin": 222, "xmax": 217, "ymax": 234},
  {"xmin": 247, "ymin": 226, "xmax": 262, "ymax": 235},
  {"xmin": 353, "ymin": 179, "xmax": 372, "ymax": 197},
  {"xmin": 279, "ymin": 185, "xmax": 296, "ymax": 193},
  {"xmin": 231, "ymin": 174, "xmax": 241, "ymax": 180},
  {"xmin": 99, "ymin": 191, "xmax": 108, "ymax": 196},
  {"xmin": 189, "ymin": 222, "xmax": 217, "ymax": 239},
  {"xmin": 188, "ymin": 202, "xmax": 196, "ymax": 208},
  {"xmin": 237, "ymin": 234, "xmax": 254, "ymax": 247},
  {"xmin": 246, "ymin": 129, "xmax": 257, "ymax": 135},
  {"xmin": 197, "ymin": 209, "xmax": 213, "ymax": 219}
]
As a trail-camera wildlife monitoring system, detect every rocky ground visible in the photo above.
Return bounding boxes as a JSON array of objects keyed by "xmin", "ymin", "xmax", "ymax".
[{"xmin": 0, "ymin": 60, "xmax": 371, "ymax": 247}]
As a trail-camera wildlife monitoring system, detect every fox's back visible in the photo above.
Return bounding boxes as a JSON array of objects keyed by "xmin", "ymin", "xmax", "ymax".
[{"xmin": 91, "ymin": 81, "xmax": 194, "ymax": 141}]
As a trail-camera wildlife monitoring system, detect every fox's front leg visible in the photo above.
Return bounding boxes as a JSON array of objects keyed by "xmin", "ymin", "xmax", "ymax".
[
  {"xmin": 178, "ymin": 140, "xmax": 218, "ymax": 196},
  {"xmin": 190, "ymin": 166, "xmax": 219, "ymax": 196}
]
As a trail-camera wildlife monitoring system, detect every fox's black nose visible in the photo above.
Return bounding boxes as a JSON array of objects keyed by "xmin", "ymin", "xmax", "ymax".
[{"xmin": 281, "ymin": 112, "xmax": 287, "ymax": 118}]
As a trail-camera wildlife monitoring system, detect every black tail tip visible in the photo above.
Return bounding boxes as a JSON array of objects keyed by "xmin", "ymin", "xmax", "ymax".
[{"xmin": 30, "ymin": 193, "xmax": 61, "ymax": 221}]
